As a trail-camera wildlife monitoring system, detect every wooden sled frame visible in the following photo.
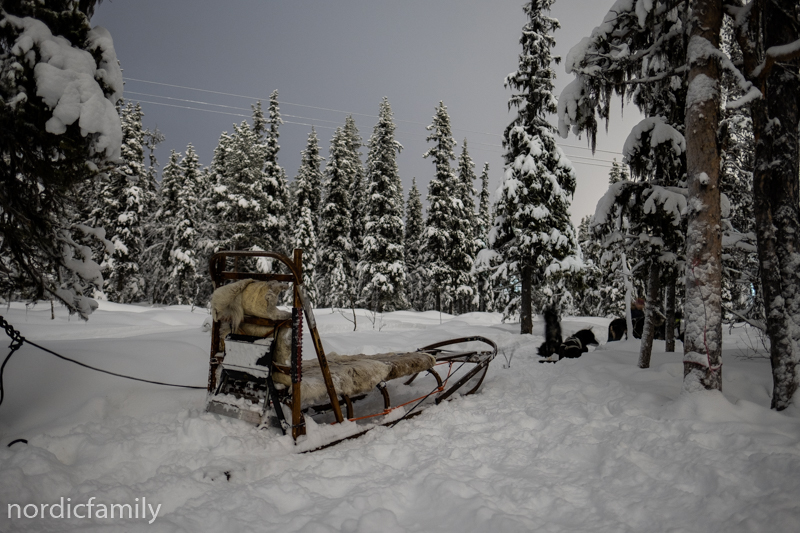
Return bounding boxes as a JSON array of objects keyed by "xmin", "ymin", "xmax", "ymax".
[{"xmin": 206, "ymin": 249, "xmax": 497, "ymax": 443}]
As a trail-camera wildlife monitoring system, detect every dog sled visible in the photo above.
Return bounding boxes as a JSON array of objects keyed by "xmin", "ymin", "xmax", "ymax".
[{"xmin": 205, "ymin": 250, "xmax": 497, "ymax": 447}]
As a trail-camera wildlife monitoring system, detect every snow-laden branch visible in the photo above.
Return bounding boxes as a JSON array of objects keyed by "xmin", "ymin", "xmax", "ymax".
[
  {"xmin": 3, "ymin": 15, "xmax": 123, "ymax": 160},
  {"xmin": 622, "ymin": 116, "xmax": 686, "ymax": 163},
  {"xmin": 751, "ymin": 38, "xmax": 800, "ymax": 79}
]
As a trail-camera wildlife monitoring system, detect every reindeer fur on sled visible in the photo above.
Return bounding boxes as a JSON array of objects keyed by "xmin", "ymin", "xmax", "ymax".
[
  {"xmin": 211, "ymin": 279, "xmax": 437, "ymax": 404},
  {"xmin": 211, "ymin": 279, "xmax": 293, "ymax": 365}
]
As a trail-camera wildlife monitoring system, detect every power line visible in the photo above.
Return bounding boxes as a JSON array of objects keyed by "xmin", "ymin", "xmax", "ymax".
[
  {"xmin": 132, "ymin": 96, "xmax": 509, "ymax": 152},
  {"xmin": 135, "ymin": 98, "xmax": 616, "ymax": 172},
  {"xmin": 134, "ymin": 99, "xmax": 341, "ymax": 132},
  {"xmin": 125, "ymin": 77, "xmax": 437, "ymax": 131},
  {"xmin": 561, "ymin": 143, "xmax": 624, "ymax": 157},
  {"xmin": 123, "ymin": 77, "xmax": 625, "ymax": 156}
]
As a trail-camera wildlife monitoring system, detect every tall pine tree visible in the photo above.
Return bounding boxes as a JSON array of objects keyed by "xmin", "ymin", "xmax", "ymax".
[
  {"xmin": 0, "ymin": 0, "xmax": 122, "ymax": 317},
  {"xmin": 405, "ymin": 178, "xmax": 426, "ymax": 311},
  {"xmin": 422, "ymin": 102, "xmax": 459, "ymax": 312},
  {"xmin": 318, "ymin": 126, "xmax": 354, "ymax": 308},
  {"xmin": 293, "ymin": 128, "xmax": 323, "ymax": 304},
  {"xmin": 345, "ymin": 116, "xmax": 367, "ymax": 272},
  {"xmin": 474, "ymin": 163, "xmax": 494, "ymax": 312},
  {"xmin": 488, "ymin": 0, "xmax": 579, "ymax": 333},
  {"xmin": 454, "ymin": 139, "xmax": 478, "ymax": 312},
  {"xmin": 357, "ymin": 98, "xmax": 407, "ymax": 312},
  {"xmin": 96, "ymin": 101, "xmax": 147, "ymax": 303},
  {"xmin": 153, "ymin": 146, "xmax": 200, "ymax": 305},
  {"xmin": 262, "ymin": 91, "xmax": 291, "ymax": 254}
]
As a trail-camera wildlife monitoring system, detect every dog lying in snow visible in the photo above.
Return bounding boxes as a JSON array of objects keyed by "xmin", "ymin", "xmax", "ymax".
[
  {"xmin": 539, "ymin": 328, "xmax": 599, "ymax": 363},
  {"xmin": 557, "ymin": 329, "xmax": 599, "ymax": 359}
]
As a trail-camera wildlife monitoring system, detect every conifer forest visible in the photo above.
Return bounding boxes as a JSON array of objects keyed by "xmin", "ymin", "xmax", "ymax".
[
  {"xmin": 2, "ymin": 0, "xmax": 800, "ymax": 409},
  {"xmin": 2, "ymin": 2, "xmax": 800, "ymax": 532}
]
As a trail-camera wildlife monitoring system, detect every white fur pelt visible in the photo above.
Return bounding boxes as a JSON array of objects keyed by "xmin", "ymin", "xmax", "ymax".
[
  {"xmin": 211, "ymin": 279, "xmax": 291, "ymax": 332},
  {"xmin": 298, "ymin": 356, "xmax": 391, "ymax": 406},
  {"xmin": 277, "ymin": 352, "xmax": 437, "ymax": 407}
]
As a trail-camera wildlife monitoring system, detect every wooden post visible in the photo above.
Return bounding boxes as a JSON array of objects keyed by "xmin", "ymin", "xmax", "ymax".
[{"xmin": 291, "ymin": 249, "xmax": 306, "ymax": 439}]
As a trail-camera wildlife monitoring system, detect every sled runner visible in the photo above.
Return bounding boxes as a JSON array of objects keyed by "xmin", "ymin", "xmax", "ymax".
[{"xmin": 205, "ymin": 250, "xmax": 497, "ymax": 445}]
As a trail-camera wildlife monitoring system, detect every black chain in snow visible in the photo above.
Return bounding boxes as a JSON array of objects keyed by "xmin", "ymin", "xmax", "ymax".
[{"xmin": 0, "ymin": 315, "xmax": 25, "ymax": 407}]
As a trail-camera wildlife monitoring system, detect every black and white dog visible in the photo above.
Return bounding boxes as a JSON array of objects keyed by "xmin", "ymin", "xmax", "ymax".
[
  {"xmin": 538, "ymin": 308, "xmax": 599, "ymax": 362},
  {"xmin": 558, "ymin": 329, "xmax": 600, "ymax": 359},
  {"xmin": 537, "ymin": 308, "xmax": 562, "ymax": 359}
]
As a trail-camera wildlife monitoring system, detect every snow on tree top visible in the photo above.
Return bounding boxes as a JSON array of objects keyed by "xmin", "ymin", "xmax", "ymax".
[
  {"xmin": 564, "ymin": 0, "xmax": 636, "ymax": 74},
  {"xmin": 4, "ymin": 15, "xmax": 123, "ymax": 160}
]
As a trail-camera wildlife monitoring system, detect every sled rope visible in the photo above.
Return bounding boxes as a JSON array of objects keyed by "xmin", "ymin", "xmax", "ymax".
[{"xmin": 0, "ymin": 315, "xmax": 205, "ymax": 409}]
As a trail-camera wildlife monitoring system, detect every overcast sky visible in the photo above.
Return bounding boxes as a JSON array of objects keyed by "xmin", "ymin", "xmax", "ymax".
[{"xmin": 92, "ymin": 0, "xmax": 641, "ymax": 227}]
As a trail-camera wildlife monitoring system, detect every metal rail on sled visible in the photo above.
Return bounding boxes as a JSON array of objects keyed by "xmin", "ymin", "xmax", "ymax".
[{"xmin": 205, "ymin": 250, "xmax": 497, "ymax": 446}]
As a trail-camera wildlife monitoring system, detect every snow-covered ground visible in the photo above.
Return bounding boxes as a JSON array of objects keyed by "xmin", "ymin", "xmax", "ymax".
[{"xmin": 1, "ymin": 301, "xmax": 798, "ymax": 532}]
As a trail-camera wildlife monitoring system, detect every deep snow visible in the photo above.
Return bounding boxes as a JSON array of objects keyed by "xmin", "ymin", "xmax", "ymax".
[{"xmin": 1, "ymin": 301, "xmax": 799, "ymax": 532}]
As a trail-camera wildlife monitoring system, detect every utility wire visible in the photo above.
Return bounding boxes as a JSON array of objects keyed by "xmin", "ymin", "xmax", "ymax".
[
  {"xmin": 133, "ymin": 96, "xmax": 618, "ymax": 167},
  {"xmin": 123, "ymin": 77, "xmax": 626, "ymax": 157}
]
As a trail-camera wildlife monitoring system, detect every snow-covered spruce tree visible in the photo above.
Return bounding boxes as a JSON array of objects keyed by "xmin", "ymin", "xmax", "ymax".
[
  {"xmin": 345, "ymin": 116, "xmax": 367, "ymax": 271},
  {"xmin": 422, "ymin": 102, "xmax": 458, "ymax": 312},
  {"xmin": 405, "ymin": 178, "xmax": 426, "ymax": 311},
  {"xmin": 474, "ymin": 163, "xmax": 495, "ymax": 312},
  {"xmin": 732, "ymin": 0, "xmax": 800, "ymax": 409},
  {"xmin": 608, "ymin": 159, "xmax": 629, "ymax": 184},
  {"xmin": 558, "ymin": 0, "xmax": 692, "ymax": 364},
  {"xmin": 575, "ymin": 216, "xmax": 610, "ymax": 317},
  {"xmin": 262, "ymin": 91, "xmax": 292, "ymax": 255},
  {"xmin": 193, "ymin": 166, "xmax": 217, "ymax": 305},
  {"xmin": 94, "ymin": 101, "xmax": 147, "ymax": 303},
  {"xmin": 487, "ymin": 0, "xmax": 580, "ymax": 334},
  {"xmin": 138, "ymin": 126, "xmax": 164, "ymax": 302},
  {"xmin": 210, "ymin": 119, "xmax": 270, "ymax": 253},
  {"xmin": 148, "ymin": 149, "xmax": 181, "ymax": 304},
  {"xmin": 152, "ymin": 147, "xmax": 200, "ymax": 305},
  {"xmin": 317, "ymin": 127, "xmax": 353, "ymax": 308},
  {"xmin": 357, "ymin": 97, "xmax": 407, "ymax": 312},
  {"xmin": 292, "ymin": 128, "xmax": 323, "ymax": 304},
  {"xmin": 620, "ymin": 117, "xmax": 688, "ymax": 364},
  {"xmin": 454, "ymin": 139, "xmax": 479, "ymax": 313},
  {"xmin": 0, "ymin": 0, "xmax": 122, "ymax": 317}
]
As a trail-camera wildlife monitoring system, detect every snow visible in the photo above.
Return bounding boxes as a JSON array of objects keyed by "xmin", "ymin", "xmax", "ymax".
[
  {"xmin": 1, "ymin": 302, "xmax": 799, "ymax": 532},
  {"xmin": 634, "ymin": 0, "xmax": 653, "ymax": 28},
  {"xmin": 564, "ymin": 0, "xmax": 636, "ymax": 74},
  {"xmin": 556, "ymin": 76, "xmax": 587, "ymax": 138},
  {"xmin": 622, "ymin": 116, "xmax": 686, "ymax": 161},
  {"xmin": 642, "ymin": 185, "xmax": 688, "ymax": 226},
  {"xmin": 3, "ymin": 15, "xmax": 122, "ymax": 160}
]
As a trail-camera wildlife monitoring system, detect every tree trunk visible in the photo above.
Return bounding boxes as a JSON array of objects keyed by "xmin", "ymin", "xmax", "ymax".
[
  {"xmin": 751, "ymin": 108, "xmax": 794, "ymax": 406},
  {"xmin": 682, "ymin": 0, "xmax": 724, "ymax": 392},
  {"xmin": 764, "ymin": 0, "xmax": 800, "ymax": 409},
  {"xmin": 521, "ymin": 264, "xmax": 533, "ymax": 334},
  {"xmin": 638, "ymin": 260, "xmax": 661, "ymax": 368},
  {"xmin": 622, "ymin": 253, "xmax": 634, "ymax": 338},
  {"xmin": 738, "ymin": 0, "xmax": 800, "ymax": 410},
  {"xmin": 665, "ymin": 276, "xmax": 676, "ymax": 353}
]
